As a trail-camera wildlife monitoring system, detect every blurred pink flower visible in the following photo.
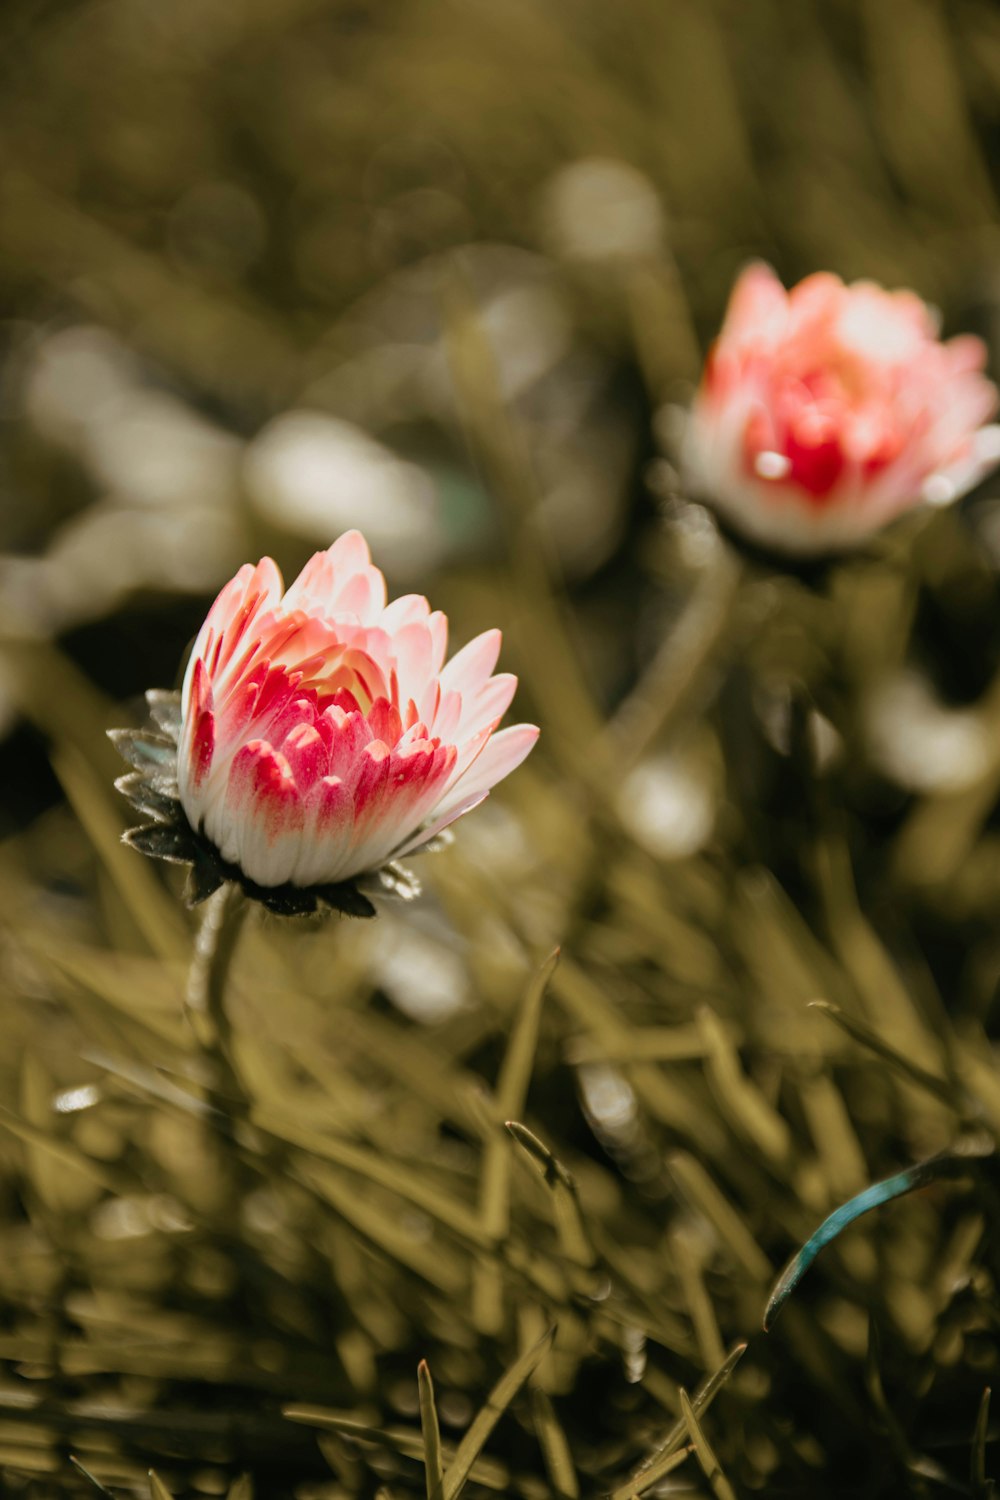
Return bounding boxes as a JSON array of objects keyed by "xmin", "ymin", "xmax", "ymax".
[
  {"xmin": 174, "ymin": 530, "xmax": 537, "ymax": 893},
  {"xmin": 685, "ymin": 263, "xmax": 1000, "ymax": 554}
]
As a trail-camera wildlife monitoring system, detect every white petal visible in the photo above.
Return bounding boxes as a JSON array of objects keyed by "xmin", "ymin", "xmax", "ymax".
[
  {"xmin": 434, "ymin": 723, "xmax": 539, "ymax": 818},
  {"xmin": 439, "ymin": 629, "xmax": 502, "ymax": 697},
  {"xmin": 390, "ymin": 790, "xmax": 490, "ymax": 859},
  {"xmin": 457, "ymin": 673, "xmax": 518, "ymax": 740}
]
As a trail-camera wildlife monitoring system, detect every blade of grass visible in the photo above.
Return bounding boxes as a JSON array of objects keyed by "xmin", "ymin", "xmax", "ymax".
[
  {"xmin": 973, "ymin": 1387, "xmax": 991, "ymax": 1497},
  {"xmin": 149, "ymin": 1473, "xmax": 174, "ymax": 1500},
  {"xmin": 505, "ymin": 1121, "xmax": 595, "ymax": 1271},
  {"xmin": 697, "ymin": 1006, "xmax": 791, "ymax": 1169},
  {"xmin": 679, "ymin": 1387, "xmax": 736, "ymax": 1500},
  {"xmin": 565, "ymin": 1021, "xmax": 738, "ymax": 1065},
  {"xmin": 40, "ymin": 941, "xmax": 189, "ymax": 1051},
  {"xmin": 553, "ymin": 960, "xmax": 726, "ymax": 1151},
  {"xmin": 442, "ymin": 272, "xmax": 603, "ymax": 778},
  {"xmin": 442, "ymin": 1324, "xmax": 557, "ymax": 1500},
  {"xmin": 418, "ymin": 1360, "xmax": 445, "ymax": 1500},
  {"xmin": 531, "ymin": 1388, "xmax": 579, "ymax": 1500},
  {"xmin": 796, "ymin": 1070, "xmax": 869, "ymax": 1201},
  {"xmin": 70, "ymin": 1457, "xmax": 117, "ymax": 1496},
  {"xmin": 475, "ymin": 949, "xmax": 560, "ymax": 1331},
  {"xmin": 610, "ymin": 1342, "xmax": 746, "ymax": 1500},
  {"xmin": 0, "ymin": 1103, "xmax": 128, "ymax": 1196},
  {"xmin": 809, "ymin": 1000, "xmax": 960, "ymax": 1110},
  {"xmin": 764, "ymin": 1141, "xmax": 991, "ymax": 1330},
  {"xmin": 281, "ymin": 1412, "xmax": 431, "ymax": 1457},
  {"xmin": 815, "ymin": 836, "xmax": 947, "ymax": 1079},
  {"xmin": 282, "ymin": 1412, "xmax": 509, "ymax": 1491},
  {"xmin": 668, "ymin": 1152, "xmax": 771, "ymax": 1283},
  {"xmin": 254, "ymin": 1107, "xmax": 490, "ymax": 1248},
  {"xmin": 50, "ymin": 742, "xmax": 188, "ymax": 961},
  {"xmin": 670, "ymin": 1226, "xmax": 725, "ymax": 1372},
  {"xmin": 603, "ymin": 537, "xmax": 741, "ymax": 772},
  {"xmin": 621, "ymin": 1446, "xmax": 692, "ymax": 1498},
  {"xmin": 292, "ymin": 1161, "xmax": 467, "ymax": 1295}
]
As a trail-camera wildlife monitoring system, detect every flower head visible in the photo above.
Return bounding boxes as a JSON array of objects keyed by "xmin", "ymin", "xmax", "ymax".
[
  {"xmin": 685, "ymin": 263, "xmax": 1000, "ymax": 555},
  {"xmin": 112, "ymin": 531, "xmax": 538, "ymax": 915}
]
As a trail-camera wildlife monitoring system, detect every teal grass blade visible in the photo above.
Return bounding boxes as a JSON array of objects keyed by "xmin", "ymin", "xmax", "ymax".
[{"xmin": 764, "ymin": 1146, "xmax": 992, "ymax": 1330}]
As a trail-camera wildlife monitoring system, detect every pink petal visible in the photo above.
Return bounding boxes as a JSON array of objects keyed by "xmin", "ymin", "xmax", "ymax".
[
  {"xmin": 458, "ymin": 672, "xmax": 518, "ymax": 739},
  {"xmin": 435, "ymin": 723, "xmax": 539, "ymax": 816},
  {"xmin": 190, "ymin": 709, "xmax": 215, "ymax": 789},
  {"xmin": 427, "ymin": 611, "xmax": 448, "ymax": 672},
  {"xmin": 229, "ymin": 741, "xmax": 302, "ymax": 828},
  {"xmin": 351, "ymin": 741, "xmax": 391, "ymax": 818},
  {"xmin": 723, "ymin": 262, "xmax": 788, "ymax": 345},
  {"xmin": 380, "ymin": 593, "xmax": 431, "ymax": 633},
  {"xmin": 391, "ymin": 621, "xmax": 437, "ymax": 699},
  {"xmin": 390, "ymin": 790, "xmax": 490, "ymax": 860},
  {"xmin": 367, "ymin": 697, "xmax": 403, "ymax": 747},
  {"xmin": 321, "ymin": 706, "xmax": 373, "ymax": 780},
  {"xmin": 281, "ymin": 723, "xmax": 329, "ymax": 791},
  {"xmin": 439, "ymin": 629, "xmax": 502, "ymax": 697}
]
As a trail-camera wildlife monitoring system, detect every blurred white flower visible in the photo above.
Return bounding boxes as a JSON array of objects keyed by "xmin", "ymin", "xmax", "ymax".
[
  {"xmin": 865, "ymin": 670, "xmax": 991, "ymax": 793},
  {"xmin": 374, "ymin": 918, "xmax": 469, "ymax": 1023},
  {"xmin": 617, "ymin": 749, "xmax": 716, "ymax": 859},
  {"xmin": 245, "ymin": 411, "xmax": 444, "ymax": 578},
  {"xmin": 82, "ymin": 388, "xmax": 240, "ymax": 509},
  {"xmin": 24, "ymin": 326, "xmax": 138, "ymax": 448},
  {"xmin": 541, "ymin": 157, "xmax": 665, "ymax": 262}
]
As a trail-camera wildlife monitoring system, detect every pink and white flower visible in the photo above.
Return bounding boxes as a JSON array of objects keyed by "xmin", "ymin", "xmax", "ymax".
[
  {"xmin": 171, "ymin": 531, "xmax": 537, "ymax": 892},
  {"xmin": 685, "ymin": 263, "xmax": 1000, "ymax": 555}
]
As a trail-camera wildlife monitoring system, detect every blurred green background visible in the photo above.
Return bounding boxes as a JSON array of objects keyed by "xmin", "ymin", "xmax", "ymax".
[{"xmin": 4, "ymin": 0, "xmax": 1000, "ymax": 1496}]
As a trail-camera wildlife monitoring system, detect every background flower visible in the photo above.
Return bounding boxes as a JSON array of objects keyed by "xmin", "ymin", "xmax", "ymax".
[{"xmin": 685, "ymin": 263, "xmax": 1000, "ymax": 554}]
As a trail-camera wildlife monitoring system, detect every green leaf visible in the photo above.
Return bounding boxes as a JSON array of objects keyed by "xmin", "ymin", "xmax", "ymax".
[
  {"xmin": 114, "ymin": 772, "xmax": 179, "ymax": 821},
  {"xmin": 316, "ymin": 882, "xmax": 378, "ymax": 918},
  {"xmin": 185, "ymin": 849, "xmax": 226, "ymax": 906},
  {"xmin": 124, "ymin": 823, "xmax": 198, "ymax": 864},
  {"xmin": 145, "ymin": 689, "xmax": 182, "ymax": 737},
  {"xmin": 149, "ymin": 1472, "xmax": 174, "ymax": 1500},
  {"xmin": 107, "ymin": 727, "xmax": 178, "ymax": 772}
]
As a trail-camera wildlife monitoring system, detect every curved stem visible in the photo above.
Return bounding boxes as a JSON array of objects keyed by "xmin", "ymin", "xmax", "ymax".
[{"xmin": 185, "ymin": 882, "xmax": 249, "ymax": 1105}]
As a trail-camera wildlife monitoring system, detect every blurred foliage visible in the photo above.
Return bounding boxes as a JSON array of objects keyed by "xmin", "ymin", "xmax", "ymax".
[{"xmin": 3, "ymin": 0, "xmax": 1000, "ymax": 1496}]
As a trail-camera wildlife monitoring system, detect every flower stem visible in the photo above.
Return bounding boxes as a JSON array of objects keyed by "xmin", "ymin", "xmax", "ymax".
[{"xmin": 185, "ymin": 881, "xmax": 249, "ymax": 1106}]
